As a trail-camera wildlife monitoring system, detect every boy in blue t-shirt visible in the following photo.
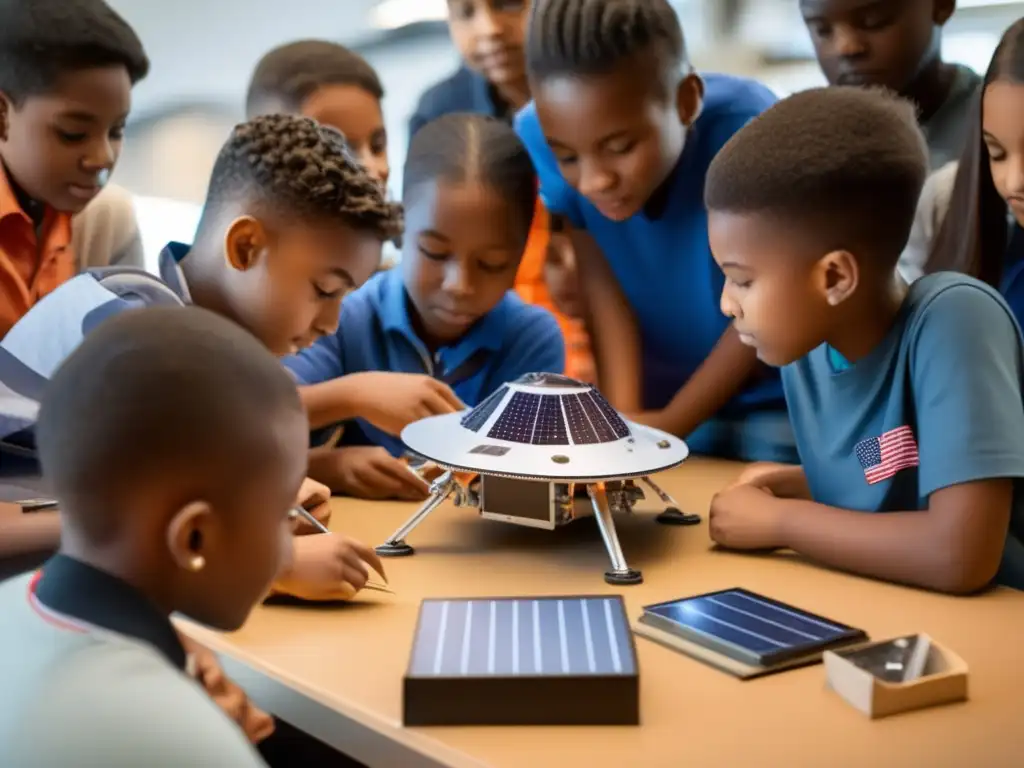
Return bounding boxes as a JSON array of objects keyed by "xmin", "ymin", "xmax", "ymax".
[
  {"xmin": 285, "ymin": 114, "xmax": 565, "ymax": 501},
  {"xmin": 705, "ymin": 86, "xmax": 1024, "ymax": 594},
  {"xmin": 514, "ymin": 0, "xmax": 794, "ymax": 463}
]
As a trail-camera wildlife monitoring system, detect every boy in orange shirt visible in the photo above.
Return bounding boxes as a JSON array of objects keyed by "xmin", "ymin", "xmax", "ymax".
[{"xmin": 0, "ymin": 0, "xmax": 149, "ymax": 337}]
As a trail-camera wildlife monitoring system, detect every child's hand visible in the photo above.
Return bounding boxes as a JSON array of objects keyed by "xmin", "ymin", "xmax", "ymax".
[
  {"xmin": 182, "ymin": 636, "xmax": 275, "ymax": 744},
  {"xmin": 332, "ymin": 446, "xmax": 431, "ymax": 501},
  {"xmin": 274, "ymin": 533, "xmax": 387, "ymax": 602},
  {"xmin": 292, "ymin": 477, "xmax": 332, "ymax": 535},
  {"xmin": 346, "ymin": 372, "xmax": 465, "ymax": 435},
  {"xmin": 709, "ymin": 484, "xmax": 785, "ymax": 551},
  {"xmin": 729, "ymin": 462, "xmax": 810, "ymax": 500}
]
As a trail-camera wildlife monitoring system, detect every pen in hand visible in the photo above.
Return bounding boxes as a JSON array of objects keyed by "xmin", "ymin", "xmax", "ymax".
[{"xmin": 288, "ymin": 507, "xmax": 393, "ymax": 594}]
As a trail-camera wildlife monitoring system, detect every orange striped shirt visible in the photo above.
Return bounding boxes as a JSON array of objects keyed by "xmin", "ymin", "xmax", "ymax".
[
  {"xmin": 0, "ymin": 165, "xmax": 74, "ymax": 338},
  {"xmin": 515, "ymin": 199, "xmax": 594, "ymax": 383}
]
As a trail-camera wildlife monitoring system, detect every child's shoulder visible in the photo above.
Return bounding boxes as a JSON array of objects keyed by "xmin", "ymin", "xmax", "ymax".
[
  {"xmin": 413, "ymin": 67, "xmax": 482, "ymax": 121},
  {"xmin": 698, "ymin": 72, "xmax": 777, "ymax": 120},
  {"xmin": 907, "ymin": 272, "xmax": 1018, "ymax": 336}
]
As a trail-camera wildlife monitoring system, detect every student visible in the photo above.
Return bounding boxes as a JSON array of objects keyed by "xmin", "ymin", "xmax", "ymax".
[
  {"xmin": 0, "ymin": 114, "xmax": 410, "ymax": 602},
  {"xmin": 0, "ymin": 306, "xmax": 313, "ymax": 766},
  {"xmin": 285, "ymin": 114, "xmax": 565, "ymax": 500},
  {"xmin": 411, "ymin": 0, "xmax": 593, "ymax": 383},
  {"xmin": 704, "ymin": 86, "xmax": 1024, "ymax": 594},
  {"xmin": 901, "ymin": 18, "xmax": 1024, "ymax": 322},
  {"xmin": 0, "ymin": 0, "xmax": 149, "ymax": 338},
  {"xmin": 516, "ymin": 0, "xmax": 795, "ymax": 463},
  {"xmin": 800, "ymin": 0, "xmax": 980, "ymax": 170},
  {"xmin": 246, "ymin": 39, "xmax": 390, "ymax": 187}
]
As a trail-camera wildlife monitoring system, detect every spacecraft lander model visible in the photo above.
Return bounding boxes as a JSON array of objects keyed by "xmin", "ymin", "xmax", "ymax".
[{"xmin": 376, "ymin": 373, "xmax": 699, "ymax": 585}]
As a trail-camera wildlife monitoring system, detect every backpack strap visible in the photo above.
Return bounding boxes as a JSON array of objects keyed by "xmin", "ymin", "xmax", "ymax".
[{"xmin": 85, "ymin": 266, "xmax": 186, "ymax": 307}]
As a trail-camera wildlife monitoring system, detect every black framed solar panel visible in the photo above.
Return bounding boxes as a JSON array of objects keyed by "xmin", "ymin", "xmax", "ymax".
[
  {"xmin": 561, "ymin": 394, "xmax": 599, "ymax": 444},
  {"xmin": 404, "ymin": 596, "xmax": 639, "ymax": 725},
  {"xmin": 460, "ymin": 385, "xmax": 508, "ymax": 432},
  {"xmin": 486, "ymin": 391, "xmax": 540, "ymax": 443},
  {"xmin": 640, "ymin": 588, "xmax": 868, "ymax": 668},
  {"xmin": 531, "ymin": 395, "xmax": 569, "ymax": 445},
  {"xmin": 585, "ymin": 390, "xmax": 631, "ymax": 439}
]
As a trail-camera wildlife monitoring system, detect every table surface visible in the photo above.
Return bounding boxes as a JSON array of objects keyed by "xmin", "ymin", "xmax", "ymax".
[{"xmin": 181, "ymin": 460, "xmax": 1024, "ymax": 768}]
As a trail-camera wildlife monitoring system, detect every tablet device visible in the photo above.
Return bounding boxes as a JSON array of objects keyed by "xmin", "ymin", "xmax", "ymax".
[{"xmin": 639, "ymin": 588, "xmax": 868, "ymax": 668}]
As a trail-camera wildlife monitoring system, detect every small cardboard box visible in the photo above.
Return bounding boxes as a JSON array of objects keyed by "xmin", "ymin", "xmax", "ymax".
[{"xmin": 824, "ymin": 635, "xmax": 968, "ymax": 719}]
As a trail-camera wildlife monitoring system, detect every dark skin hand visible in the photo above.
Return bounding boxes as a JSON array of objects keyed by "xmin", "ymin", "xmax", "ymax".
[{"xmin": 710, "ymin": 478, "xmax": 1011, "ymax": 595}]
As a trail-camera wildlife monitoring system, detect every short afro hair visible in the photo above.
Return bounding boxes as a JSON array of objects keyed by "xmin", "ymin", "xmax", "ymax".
[
  {"xmin": 0, "ymin": 0, "xmax": 149, "ymax": 106},
  {"xmin": 245, "ymin": 39, "xmax": 384, "ymax": 118},
  {"xmin": 404, "ymin": 113, "xmax": 537, "ymax": 234},
  {"xmin": 704, "ymin": 86, "xmax": 928, "ymax": 266},
  {"xmin": 525, "ymin": 0, "xmax": 687, "ymax": 83},
  {"xmin": 199, "ymin": 113, "xmax": 403, "ymax": 242},
  {"xmin": 37, "ymin": 305, "xmax": 304, "ymax": 543}
]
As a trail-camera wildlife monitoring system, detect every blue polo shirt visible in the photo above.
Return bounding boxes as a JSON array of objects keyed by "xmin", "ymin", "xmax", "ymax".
[
  {"xmin": 283, "ymin": 268, "xmax": 565, "ymax": 456},
  {"xmin": 514, "ymin": 73, "xmax": 782, "ymax": 415},
  {"xmin": 785, "ymin": 274, "xmax": 1024, "ymax": 591},
  {"xmin": 408, "ymin": 67, "xmax": 510, "ymax": 145}
]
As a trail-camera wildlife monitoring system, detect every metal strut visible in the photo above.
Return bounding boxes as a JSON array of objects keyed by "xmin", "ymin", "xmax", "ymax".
[
  {"xmin": 376, "ymin": 471, "xmax": 457, "ymax": 557},
  {"xmin": 587, "ymin": 484, "xmax": 642, "ymax": 585}
]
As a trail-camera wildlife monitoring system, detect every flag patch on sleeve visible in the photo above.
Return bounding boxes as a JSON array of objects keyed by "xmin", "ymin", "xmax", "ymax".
[{"xmin": 855, "ymin": 426, "xmax": 920, "ymax": 484}]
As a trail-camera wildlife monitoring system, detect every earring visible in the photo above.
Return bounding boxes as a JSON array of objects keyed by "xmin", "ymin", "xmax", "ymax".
[{"xmin": 189, "ymin": 555, "xmax": 205, "ymax": 572}]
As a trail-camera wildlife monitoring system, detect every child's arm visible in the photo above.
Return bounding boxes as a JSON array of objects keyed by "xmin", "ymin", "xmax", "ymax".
[
  {"xmin": 635, "ymin": 325, "xmax": 762, "ymax": 438},
  {"xmin": 308, "ymin": 445, "xmax": 429, "ymax": 501},
  {"xmin": 572, "ymin": 230, "xmax": 643, "ymax": 411},
  {"xmin": 0, "ymin": 502, "xmax": 60, "ymax": 559},
  {"xmin": 711, "ymin": 481, "xmax": 1010, "ymax": 594}
]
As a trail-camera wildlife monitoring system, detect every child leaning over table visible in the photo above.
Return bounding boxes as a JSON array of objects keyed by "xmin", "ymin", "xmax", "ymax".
[{"xmin": 703, "ymin": 86, "xmax": 1024, "ymax": 594}]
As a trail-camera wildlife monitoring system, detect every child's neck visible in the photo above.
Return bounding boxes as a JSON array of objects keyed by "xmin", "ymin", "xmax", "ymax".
[
  {"xmin": 178, "ymin": 245, "xmax": 244, "ymax": 331},
  {"xmin": 828, "ymin": 272, "xmax": 908, "ymax": 363},
  {"xmin": 58, "ymin": 539, "xmax": 175, "ymax": 618},
  {"xmin": 493, "ymin": 78, "xmax": 531, "ymax": 114},
  {"xmin": 905, "ymin": 57, "xmax": 958, "ymax": 125}
]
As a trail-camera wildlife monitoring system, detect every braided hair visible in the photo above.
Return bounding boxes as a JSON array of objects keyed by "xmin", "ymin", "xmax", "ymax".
[
  {"xmin": 245, "ymin": 40, "xmax": 383, "ymax": 118},
  {"xmin": 403, "ymin": 113, "xmax": 537, "ymax": 234},
  {"xmin": 525, "ymin": 0, "xmax": 686, "ymax": 83},
  {"xmin": 200, "ymin": 113, "xmax": 403, "ymax": 242}
]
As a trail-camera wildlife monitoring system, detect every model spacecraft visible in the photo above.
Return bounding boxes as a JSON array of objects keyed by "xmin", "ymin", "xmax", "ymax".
[{"xmin": 376, "ymin": 373, "xmax": 699, "ymax": 584}]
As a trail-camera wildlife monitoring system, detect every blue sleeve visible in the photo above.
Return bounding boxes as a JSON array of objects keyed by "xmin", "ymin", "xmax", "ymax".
[
  {"xmin": 489, "ymin": 305, "xmax": 566, "ymax": 387},
  {"xmin": 912, "ymin": 283, "xmax": 1024, "ymax": 497},
  {"xmin": 513, "ymin": 103, "xmax": 585, "ymax": 228}
]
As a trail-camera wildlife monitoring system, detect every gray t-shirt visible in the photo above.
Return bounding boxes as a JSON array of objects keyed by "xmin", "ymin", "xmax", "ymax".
[
  {"xmin": 921, "ymin": 65, "xmax": 983, "ymax": 171},
  {"xmin": 0, "ymin": 572, "xmax": 268, "ymax": 767},
  {"xmin": 782, "ymin": 273, "xmax": 1024, "ymax": 590}
]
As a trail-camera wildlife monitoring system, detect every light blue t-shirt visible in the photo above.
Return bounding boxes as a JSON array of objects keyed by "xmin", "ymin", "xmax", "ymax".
[
  {"xmin": 514, "ymin": 73, "xmax": 782, "ymax": 416},
  {"xmin": 784, "ymin": 273, "xmax": 1024, "ymax": 590},
  {"xmin": 283, "ymin": 268, "xmax": 565, "ymax": 456}
]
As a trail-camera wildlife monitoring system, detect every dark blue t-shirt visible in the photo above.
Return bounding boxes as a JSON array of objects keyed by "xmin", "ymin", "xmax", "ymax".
[
  {"xmin": 514, "ymin": 73, "xmax": 783, "ymax": 415},
  {"xmin": 408, "ymin": 66, "xmax": 509, "ymax": 145},
  {"xmin": 785, "ymin": 273, "xmax": 1024, "ymax": 591}
]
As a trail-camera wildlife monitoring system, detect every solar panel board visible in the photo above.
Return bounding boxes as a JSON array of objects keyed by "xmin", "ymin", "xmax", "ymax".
[
  {"xmin": 561, "ymin": 394, "xmax": 598, "ymax": 444},
  {"xmin": 404, "ymin": 596, "xmax": 639, "ymax": 726},
  {"xmin": 460, "ymin": 385, "xmax": 508, "ymax": 432},
  {"xmin": 531, "ymin": 395, "xmax": 569, "ymax": 445},
  {"xmin": 586, "ymin": 390, "xmax": 631, "ymax": 439},
  {"xmin": 487, "ymin": 391, "xmax": 541, "ymax": 443}
]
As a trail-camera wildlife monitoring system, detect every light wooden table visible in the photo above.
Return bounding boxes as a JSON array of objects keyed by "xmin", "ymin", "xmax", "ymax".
[{"xmin": 182, "ymin": 459, "xmax": 1024, "ymax": 768}]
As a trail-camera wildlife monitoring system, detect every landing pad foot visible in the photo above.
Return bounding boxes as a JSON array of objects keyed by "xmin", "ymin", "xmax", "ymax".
[
  {"xmin": 376, "ymin": 541, "xmax": 415, "ymax": 557},
  {"xmin": 656, "ymin": 507, "xmax": 702, "ymax": 526},
  {"xmin": 605, "ymin": 568, "xmax": 643, "ymax": 586}
]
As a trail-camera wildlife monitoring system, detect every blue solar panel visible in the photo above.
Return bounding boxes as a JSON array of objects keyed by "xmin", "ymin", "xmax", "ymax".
[
  {"xmin": 532, "ymin": 395, "xmax": 569, "ymax": 445},
  {"xmin": 409, "ymin": 597, "xmax": 636, "ymax": 677},
  {"xmin": 561, "ymin": 394, "xmax": 598, "ymax": 444},
  {"xmin": 585, "ymin": 391, "xmax": 631, "ymax": 439},
  {"xmin": 487, "ymin": 392, "xmax": 541, "ymax": 443},
  {"xmin": 642, "ymin": 588, "xmax": 867, "ymax": 667},
  {"xmin": 461, "ymin": 385, "xmax": 508, "ymax": 432}
]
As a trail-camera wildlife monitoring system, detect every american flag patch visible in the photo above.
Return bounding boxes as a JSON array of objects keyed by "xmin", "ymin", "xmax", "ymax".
[{"xmin": 855, "ymin": 426, "xmax": 919, "ymax": 485}]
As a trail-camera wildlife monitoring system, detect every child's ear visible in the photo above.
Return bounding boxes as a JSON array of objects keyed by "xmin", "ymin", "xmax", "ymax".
[
  {"xmin": 166, "ymin": 500, "xmax": 214, "ymax": 574},
  {"xmin": 675, "ymin": 72, "xmax": 705, "ymax": 127},
  {"xmin": 814, "ymin": 249, "xmax": 859, "ymax": 307},
  {"xmin": 223, "ymin": 215, "xmax": 269, "ymax": 272},
  {"xmin": 933, "ymin": 0, "xmax": 956, "ymax": 26}
]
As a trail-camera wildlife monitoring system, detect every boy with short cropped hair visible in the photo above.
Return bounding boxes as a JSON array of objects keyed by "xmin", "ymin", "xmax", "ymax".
[
  {"xmin": 704, "ymin": 86, "xmax": 1024, "ymax": 594},
  {"xmin": 800, "ymin": 0, "xmax": 980, "ymax": 170},
  {"xmin": 0, "ymin": 0, "xmax": 149, "ymax": 337},
  {"xmin": 517, "ymin": 0, "xmax": 795, "ymax": 463},
  {"xmin": 246, "ymin": 39, "xmax": 390, "ymax": 187},
  {"xmin": 0, "ymin": 114, "xmax": 405, "ymax": 601}
]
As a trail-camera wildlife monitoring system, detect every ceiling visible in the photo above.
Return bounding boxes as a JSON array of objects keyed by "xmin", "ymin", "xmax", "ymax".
[{"xmin": 108, "ymin": 0, "xmax": 1024, "ymax": 120}]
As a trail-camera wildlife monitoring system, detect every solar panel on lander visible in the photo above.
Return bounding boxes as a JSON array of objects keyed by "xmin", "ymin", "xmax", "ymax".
[{"xmin": 404, "ymin": 596, "xmax": 639, "ymax": 726}]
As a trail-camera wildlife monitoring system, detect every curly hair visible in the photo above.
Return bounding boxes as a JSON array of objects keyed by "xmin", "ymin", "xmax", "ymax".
[
  {"xmin": 245, "ymin": 39, "xmax": 383, "ymax": 118},
  {"xmin": 404, "ymin": 113, "xmax": 537, "ymax": 233},
  {"xmin": 705, "ymin": 86, "xmax": 928, "ymax": 266},
  {"xmin": 0, "ymin": 0, "xmax": 149, "ymax": 105},
  {"xmin": 525, "ymin": 0, "xmax": 686, "ymax": 83},
  {"xmin": 200, "ymin": 113, "xmax": 402, "ymax": 241}
]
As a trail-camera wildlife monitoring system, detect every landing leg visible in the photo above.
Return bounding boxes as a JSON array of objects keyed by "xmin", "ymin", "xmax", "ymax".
[
  {"xmin": 587, "ymin": 484, "xmax": 642, "ymax": 585},
  {"xmin": 376, "ymin": 471, "xmax": 456, "ymax": 557},
  {"xmin": 642, "ymin": 476, "xmax": 702, "ymax": 526}
]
